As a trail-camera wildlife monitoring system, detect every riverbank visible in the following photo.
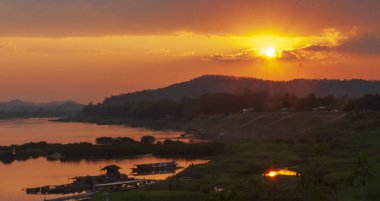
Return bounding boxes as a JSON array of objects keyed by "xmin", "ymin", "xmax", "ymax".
[
  {"xmin": 88, "ymin": 111, "xmax": 380, "ymax": 201},
  {"xmin": 0, "ymin": 137, "xmax": 222, "ymax": 164},
  {"xmin": 0, "ymin": 118, "xmax": 190, "ymax": 146},
  {"xmin": 62, "ymin": 111, "xmax": 379, "ymax": 141}
]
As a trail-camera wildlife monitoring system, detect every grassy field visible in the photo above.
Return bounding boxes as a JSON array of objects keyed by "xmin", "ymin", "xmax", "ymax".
[{"xmin": 92, "ymin": 112, "xmax": 380, "ymax": 201}]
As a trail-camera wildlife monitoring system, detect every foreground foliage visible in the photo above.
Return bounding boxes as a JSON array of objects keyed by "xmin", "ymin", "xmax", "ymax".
[
  {"xmin": 92, "ymin": 112, "xmax": 380, "ymax": 201},
  {"xmin": 76, "ymin": 93, "xmax": 380, "ymax": 122}
]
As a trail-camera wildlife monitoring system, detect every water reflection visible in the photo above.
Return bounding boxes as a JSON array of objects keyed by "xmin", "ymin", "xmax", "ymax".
[
  {"xmin": 0, "ymin": 118, "xmax": 204, "ymax": 146},
  {"xmin": 263, "ymin": 168, "xmax": 300, "ymax": 178},
  {"xmin": 0, "ymin": 118, "xmax": 209, "ymax": 200},
  {"xmin": 0, "ymin": 156, "xmax": 208, "ymax": 201}
]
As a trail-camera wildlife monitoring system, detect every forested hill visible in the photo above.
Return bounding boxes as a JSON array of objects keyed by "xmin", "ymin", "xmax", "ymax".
[{"xmin": 103, "ymin": 75, "xmax": 380, "ymax": 105}]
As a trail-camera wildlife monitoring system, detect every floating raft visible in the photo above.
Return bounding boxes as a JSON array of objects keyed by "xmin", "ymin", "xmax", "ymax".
[
  {"xmin": 42, "ymin": 180, "xmax": 160, "ymax": 201},
  {"xmin": 24, "ymin": 164, "xmax": 163, "ymax": 200}
]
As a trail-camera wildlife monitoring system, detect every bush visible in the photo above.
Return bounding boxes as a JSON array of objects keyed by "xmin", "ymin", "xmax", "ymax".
[{"xmin": 141, "ymin": 135, "xmax": 156, "ymax": 144}]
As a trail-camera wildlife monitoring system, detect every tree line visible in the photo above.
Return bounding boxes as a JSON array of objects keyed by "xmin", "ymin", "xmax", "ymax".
[
  {"xmin": 77, "ymin": 93, "xmax": 380, "ymax": 121},
  {"xmin": 0, "ymin": 136, "xmax": 222, "ymax": 164}
]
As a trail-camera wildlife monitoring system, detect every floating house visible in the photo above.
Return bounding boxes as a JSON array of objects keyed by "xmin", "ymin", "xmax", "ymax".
[{"xmin": 100, "ymin": 165, "xmax": 123, "ymax": 178}]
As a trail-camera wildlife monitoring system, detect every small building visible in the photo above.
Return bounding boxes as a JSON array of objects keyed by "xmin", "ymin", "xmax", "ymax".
[{"xmin": 100, "ymin": 165, "xmax": 122, "ymax": 178}]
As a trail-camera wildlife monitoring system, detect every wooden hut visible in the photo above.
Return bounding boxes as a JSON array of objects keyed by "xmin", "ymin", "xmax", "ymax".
[{"xmin": 100, "ymin": 165, "xmax": 122, "ymax": 178}]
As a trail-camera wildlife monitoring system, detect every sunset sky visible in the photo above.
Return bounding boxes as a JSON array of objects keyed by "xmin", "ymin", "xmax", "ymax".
[{"xmin": 1, "ymin": 0, "xmax": 380, "ymax": 103}]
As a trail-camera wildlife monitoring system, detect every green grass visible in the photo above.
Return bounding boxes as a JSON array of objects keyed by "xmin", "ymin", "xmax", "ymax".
[{"xmin": 92, "ymin": 112, "xmax": 380, "ymax": 201}]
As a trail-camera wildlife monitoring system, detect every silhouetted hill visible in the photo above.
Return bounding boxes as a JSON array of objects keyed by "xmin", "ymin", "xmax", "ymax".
[
  {"xmin": 0, "ymin": 100, "xmax": 84, "ymax": 112},
  {"xmin": 103, "ymin": 75, "xmax": 380, "ymax": 105},
  {"xmin": 0, "ymin": 100, "xmax": 84, "ymax": 118}
]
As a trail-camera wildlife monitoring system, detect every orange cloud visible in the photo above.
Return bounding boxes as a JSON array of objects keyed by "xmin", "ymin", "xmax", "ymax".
[
  {"xmin": 338, "ymin": 35, "xmax": 380, "ymax": 55},
  {"xmin": 209, "ymin": 50, "xmax": 259, "ymax": 63},
  {"xmin": 210, "ymin": 33, "xmax": 380, "ymax": 63},
  {"xmin": 209, "ymin": 49, "xmax": 299, "ymax": 63},
  {"xmin": 300, "ymin": 35, "xmax": 380, "ymax": 56}
]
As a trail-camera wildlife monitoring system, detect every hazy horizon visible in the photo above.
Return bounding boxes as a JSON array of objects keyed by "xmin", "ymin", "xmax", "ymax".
[{"xmin": 3, "ymin": 75, "xmax": 380, "ymax": 104}]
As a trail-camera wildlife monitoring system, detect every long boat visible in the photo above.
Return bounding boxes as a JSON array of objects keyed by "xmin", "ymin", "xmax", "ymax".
[{"xmin": 132, "ymin": 161, "xmax": 180, "ymax": 173}]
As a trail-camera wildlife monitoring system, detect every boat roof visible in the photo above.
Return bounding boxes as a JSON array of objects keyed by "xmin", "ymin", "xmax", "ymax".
[
  {"xmin": 135, "ymin": 161, "xmax": 176, "ymax": 166},
  {"xmin": 100, "ymin": 165, "xmax": 122, "ymax": 171}
]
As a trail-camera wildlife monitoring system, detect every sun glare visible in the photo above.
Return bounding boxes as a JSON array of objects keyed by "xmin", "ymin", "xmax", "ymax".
[{"xmin": 265, "ymin": 47, "xmax": 276, "ymax": 58}]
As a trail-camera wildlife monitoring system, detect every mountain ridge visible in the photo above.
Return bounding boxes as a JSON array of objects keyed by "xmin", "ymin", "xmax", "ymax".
[
  {"xmin": 0, "ymin": 100, "xmax": 84, "ymax": 115},
  {"xmin": 102, "ymin": 75, "xmax": 380, "ymax": 105}
]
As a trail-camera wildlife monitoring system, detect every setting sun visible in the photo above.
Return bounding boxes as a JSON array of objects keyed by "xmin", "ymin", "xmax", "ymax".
[{"xmin": 265, "ymin": 47, "xmax": 277, "ymax": 58}]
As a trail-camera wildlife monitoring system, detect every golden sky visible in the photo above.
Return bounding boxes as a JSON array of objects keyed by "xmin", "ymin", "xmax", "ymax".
[{"xmin": 1, "ymin": 0, "xmax": 380, "ymax": 103}]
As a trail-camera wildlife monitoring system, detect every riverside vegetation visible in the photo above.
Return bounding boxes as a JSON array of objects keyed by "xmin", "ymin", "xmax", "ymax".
[
  {"xmin": 75, "ymin": 96, "xmax": 380, "ymax": 201},
  {"xmin": 0, "ymin": 136, "xmax": 222, "ymax": 164},
  {"xmin": 91, "ymin": 111, "xmax": 380, "ymax": 201},
  {"xmin": 70, "ymin": 92, "xmax": 380, "ymax": 128},
  {"xmin": 52, "ymin": 89, "xmax": 380, "ymax": 200}
]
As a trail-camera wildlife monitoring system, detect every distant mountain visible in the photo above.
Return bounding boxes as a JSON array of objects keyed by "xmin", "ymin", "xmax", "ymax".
[
  {"xmin": 0, "ymin": 100, "xmax": 84, "ymax": 112},
  {"xmin": 103, "ymin": 75, "xmax": 380, "ymax": 105},
  {"xmin": 0, "ymin": 100, "xmax": 84, "ymax": 118}
]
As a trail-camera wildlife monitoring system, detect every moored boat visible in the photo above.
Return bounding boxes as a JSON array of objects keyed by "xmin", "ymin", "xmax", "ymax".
[{"xmin": 132, "ymin": 161, "xmax": 180, "ymax": 173}]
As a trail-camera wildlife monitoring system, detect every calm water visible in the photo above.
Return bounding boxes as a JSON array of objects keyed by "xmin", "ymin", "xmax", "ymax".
[
  {"xmin": 0, "ymin": 118, "xmax": 208, "ymax": 201},
  {"xmin": 0, "ymin": 118, "xmax": 193, "ymax": 146},
  {"xmin": 0, "ymin": 156, "xmax": 208, "ymax": 201}
]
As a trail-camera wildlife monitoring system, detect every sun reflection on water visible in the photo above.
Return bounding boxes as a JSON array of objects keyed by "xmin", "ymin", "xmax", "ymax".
[{"xmin": 263, "ymin": 168, "xmax": 300, "ymax": 178}]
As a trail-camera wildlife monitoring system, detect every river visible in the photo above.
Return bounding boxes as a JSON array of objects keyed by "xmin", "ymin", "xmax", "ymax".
[
  {"xmin": 0, "ymin": 118, "xmax": 200, "ymax": 145},
  {"xmin": 0, "ymin": 118, "xmax": 208, "ymax": 201}
]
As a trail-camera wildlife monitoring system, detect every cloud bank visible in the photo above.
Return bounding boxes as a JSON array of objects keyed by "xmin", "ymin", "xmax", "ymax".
[
  {"xmin": 210, "ymin": 34, "xmax": 380, "ymax": 63},
  {"xmin": 1, "ymin": 0, "xmax": 380, "ymax": 36}
]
